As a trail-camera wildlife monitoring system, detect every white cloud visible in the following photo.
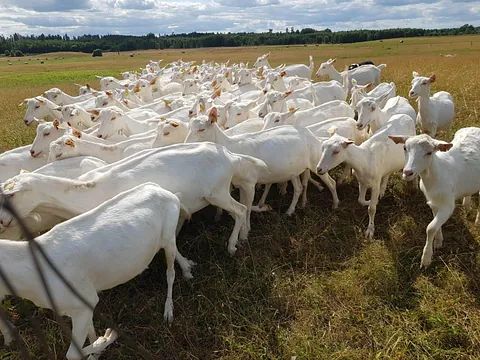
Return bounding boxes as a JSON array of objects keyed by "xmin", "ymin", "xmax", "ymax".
[{"xmin": 0, "ymin": 0, "xmax": 477, "ymax": 36}]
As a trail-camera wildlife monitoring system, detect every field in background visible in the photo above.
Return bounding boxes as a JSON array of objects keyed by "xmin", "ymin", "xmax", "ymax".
[{"xmin": 1, "ymin": 35, "xmax": 480, "ymax": 359}]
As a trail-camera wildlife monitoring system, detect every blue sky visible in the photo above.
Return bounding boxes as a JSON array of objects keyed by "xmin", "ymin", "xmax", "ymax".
[{"xmin": 0, "ymin": 0, "xmax": 478, "ymax": 36}]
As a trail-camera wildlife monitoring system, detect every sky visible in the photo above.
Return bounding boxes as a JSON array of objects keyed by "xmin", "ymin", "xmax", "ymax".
[{"xmin": 0, "ymin": 0, "xmax": 478, "ymax": 37}]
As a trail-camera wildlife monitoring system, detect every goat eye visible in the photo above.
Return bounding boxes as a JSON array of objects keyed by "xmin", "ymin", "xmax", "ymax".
[
  {"xmin": 274, "ymin": 119, "xmax": 280, "ymax": 123},
  {"xmin": 426, "ymin": 151, "xmax": 432, "ymax": 156},
  {"xmin": 35, "ymin": 105, "xmax": 40, "ymax": 109},
  {"xmin": 333, "ymin": 150, "xmax": 340, "ymax": 155},
  {"xmin": 164, "ymin": 131, "xmax": 170, "ymax": 136},
  {"xmin": 111, "ymin": 116, "xmax": 116, "ymax": 121},
  {"xmin": 403, "ymin": 146, "xmax": 406, "ymax": 151},
  {"xmin": 44, "ymin": 132, "xmax": 50, "ymax": 136},
  {"xmin": 198, "ymin": 128, "xmax": 205, "ymax": 133}
]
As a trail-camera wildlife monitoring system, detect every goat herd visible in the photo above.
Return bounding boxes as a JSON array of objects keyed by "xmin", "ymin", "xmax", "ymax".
[{"xmin": 0, "ymin": 52, "xmax": 478, "ymax": 359}]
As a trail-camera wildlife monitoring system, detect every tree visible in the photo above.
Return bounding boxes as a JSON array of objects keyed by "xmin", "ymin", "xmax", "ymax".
[
  {"xmin": 14, "ymin": 50, "xmax": 24, "ymax": 57},
  {"xmin": 285, "ymin": 27, "xmax": 289, "ymax": 33},
  {"xmin": 301, "ymin": 28, "xmax": 316, "ymax": 34},
  {"xmin": 92, "ymin": 48, "xmax": 103, "ymax": 57},
  {"xmin": 4, "ymin": 49, "xmax": 10, "ymax": 56}
]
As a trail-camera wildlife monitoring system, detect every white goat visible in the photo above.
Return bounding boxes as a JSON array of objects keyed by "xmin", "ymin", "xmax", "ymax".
[
  {"xmin": 43, "ymin": 87, "xmax": 93, "ymax": 106},
  {"xmin": 94, "ymin": 107, "xmax": 158, "ymax": 139},
  {"xmin": 349, "ymin": 80, "xmax": 396, "ymax": 109},
  {"xmin": 356, "ymin": 96, "xmax": 416, "ymax": 134},
  {"xmin": 316, "ymin": 114, "xmax": 416, "ymax": 238},
  {"xmin": 389, "ymin": 127, "xmax": 480, "ymax": 268},
  {"xmin": 0, "ymin": 156, "xmax": 107, "ymax": 240},
  {"xmin": 0, "ymin": 183, "xmax": 190, "ymax": 359},
  {"xmin": 316, "ymin": 58, "xmax": 386, "ymax": 93},
  {"xmin": 254, "ymin": 53, "xmax": 315, "ymax": 79},
  {"xmin": 185, "ymin": 108, "xmax": 339, "ymax": 213},
  {"xmin": 262, "ymin": 100, "xmax": 354, "ymax": 130},
  {"xmin": 152, "ymin": 120, "xmax": 190, "ymax": 148},
  {"xmin": 409, "ymin": 72, "xmax": 454, "ymax": 138},
  {"xmin": 48, "ymin": 134, "xmax": 155, "ymax": 163},
  {"xmin": 20, "ymin": 97, "xmax": 62, "ymax": 125}
]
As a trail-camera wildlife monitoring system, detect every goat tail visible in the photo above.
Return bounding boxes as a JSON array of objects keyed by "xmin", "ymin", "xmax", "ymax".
[
  {"xmin": 309, "ymin": 55, "xmax": 314, "ymax": 71},
  {"xmin": 377, "ymin": 64, "xmax": 387, "ymax": 71},
  {"xmin": 179, "ymin": 202, "xmax": 191, "ymax": 221}
]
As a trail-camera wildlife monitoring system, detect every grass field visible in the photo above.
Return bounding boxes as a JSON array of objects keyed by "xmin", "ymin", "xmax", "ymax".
[{"xmin": 1, "ymin": 35, "xmax": 480, "ymax": 359}]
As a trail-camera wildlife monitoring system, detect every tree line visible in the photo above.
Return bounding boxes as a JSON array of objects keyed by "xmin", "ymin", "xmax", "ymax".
[{"xmin": 1, "ymin": 24, "xmax": 478, "ymax": 56}]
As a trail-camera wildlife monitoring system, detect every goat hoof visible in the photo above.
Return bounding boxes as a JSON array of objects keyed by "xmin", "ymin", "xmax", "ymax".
[
  {"xmin": 365, "ymin": 227, "xmax": 374, "ymax": 239},
  {"xmin": 420, "ymin": 254, "xmax": 432, "ymax": 269},
  {"xmin": 164, "ymin": 303, "xmax": 174, "ymax": 324},
  {"xmin": 332, "ymin": 202, "xmax": 339, "ymax": 210}
]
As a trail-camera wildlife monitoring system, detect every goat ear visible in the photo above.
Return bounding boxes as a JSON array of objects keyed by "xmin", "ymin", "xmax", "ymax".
[
  {"xmin": 105, "ymin": 91, "xmax": 113, "ymax": 96},
  {"xmin": 388, "ymin": 135, "xmax": 409, "ymax": 144},
  {"xmin": 366, "ymin": 82, "xmax": 373, "ymax": 89},
  {"xmin": 64, "ymin": 138, "xmax": 76, "ymax": 148},
  {"xmin": 18, "ymin": 99, "xmax": 28, "ymax": 107},
  {"xmin": 208, "ymin": 107, "xmax": 218, "ymax": 124},
  {"xmin": 342, "ymin": 139, "xmax": 354, "ymax": 148},
  {"xmin": 283, "ymin": 90, "xmax": 293, "ymax": 98},
  {"xmin": 87, "ymin": 109, "xmax": 100, "ymax": 116},
  {"xmin": 72, "ymin": 129, "xmax": 82, "ymax": 138},
  {"xmin": 170, "ymin": 121, "xmax": 179, "ymax": 128},
  {"xmin": 429, "ymin": 74, "xmax": 436, "ymax": 83},
  {"xmin": 150, "ymin": 77, "xmax": 157, "ymax": 85},
  {"xmin": 330, "ymin": 58, "xmax": 337, "ymax": 64},
  {"xmin": 285, "ymin": 107, "xmax": 298, "ymax": 118},
  {"xmin": 53, "ymin": 119, "xmax": 60, "ymax": 129},
  {"xmin": 280, "ymin": 71, "xmax": 287, "ymax": 77},
  {"xmin": 327, "ymin": 127, "xmax": 337, "ymax": 136},
  {"xmin": 412, "ymin": 71, "xmax": 419, "ymax": 78},
  {"xmin": 434, "ymin": 142, "xmax": 453, "ymax": 152}
]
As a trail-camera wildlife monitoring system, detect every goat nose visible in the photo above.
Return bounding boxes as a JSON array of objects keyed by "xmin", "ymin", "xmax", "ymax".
[
  {"xmin": 30, "ymin": 150, "xmax": 35, "ymax": 156},
  {"xmin": 403, "ymin": 170, "xmax": 414, "ymax": 177},
  {"xmin": 97, "ymin": 134, "xmax": 103, "ymax": 138}
]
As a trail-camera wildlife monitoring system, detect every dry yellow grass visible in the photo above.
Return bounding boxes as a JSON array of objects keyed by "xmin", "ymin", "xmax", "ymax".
[{"xmin": 1, "ymin": 35, "xmax": 480, "ymax": 360}]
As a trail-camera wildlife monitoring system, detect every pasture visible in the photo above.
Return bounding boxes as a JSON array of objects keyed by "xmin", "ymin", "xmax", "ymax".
[{"xmin": 1, "ymin": 35, "xmax": 480, "ymax": 359}]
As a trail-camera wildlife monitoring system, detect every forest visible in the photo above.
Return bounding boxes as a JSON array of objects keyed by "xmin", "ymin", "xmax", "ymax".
[{"xmin": 1, "ymin": 24, "xmax": 478, "ymax": 56}]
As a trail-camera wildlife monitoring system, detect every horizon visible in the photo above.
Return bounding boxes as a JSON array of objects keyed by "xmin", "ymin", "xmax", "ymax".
[{"xmin": 0, "ymin": 0, "xmax": 478, "ymax": 37}]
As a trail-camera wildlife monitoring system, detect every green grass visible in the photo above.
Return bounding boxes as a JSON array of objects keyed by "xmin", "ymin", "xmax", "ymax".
[{"xmin": 1, "ymin": 35, "xmax": 480, "ymax": 359}]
